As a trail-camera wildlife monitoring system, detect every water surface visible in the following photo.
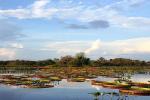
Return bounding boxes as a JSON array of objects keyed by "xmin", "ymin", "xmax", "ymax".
[{"xmin": 0, "ymin": 73, "xmax": 150, "ymax": 100}]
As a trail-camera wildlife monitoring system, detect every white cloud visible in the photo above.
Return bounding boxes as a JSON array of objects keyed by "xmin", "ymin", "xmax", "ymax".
[
  {"xmin": 0, "ymin": 48, "xmax": 16, "ymax": 59},
  {"xmin": 0, "ymin": 9, "xmax": 29, "ymax": 19},
  {"xmin": 43, "ymin": 37, "xmax": 150, "ymax": 58},
  {"xmin": 10, "ymin": 43, "xmax": 24, "ymax": 49},
  {"xmin": 30, "ymin": 0, "xmax": 58, "ymax": 18},
  {"xmin": 85, "ymin": 40, "xmax": 101, "ymax": 54},
  {"xmin": 44, "ymin": 41, "xmax": 91, "ymax": 55},
  {"xmin": 124, "ymin": 0, "xmax": 146, "ymax": 6},
  {"xmin": 122, "ymin": 17, "xmax": 150, "ymax": 28},
  {"xmin": 0, "ymin": 0, "xmax": 57, "ymax": 19},
  {"xmin": 0, "ymin": 37, "xmax": 149, "ymax": 60},
  {"xmin": 0, "ymin": 0, "xmax": 150, "ymax": 29},
  {"xmin": 104, "ymin": 37, "xmax": 150, "ymax": 54}
]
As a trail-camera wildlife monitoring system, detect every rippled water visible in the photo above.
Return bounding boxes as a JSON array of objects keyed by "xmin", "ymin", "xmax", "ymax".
[{"xmin": 0, "ymin": 73, "xmax": 150, "ymax": 100}]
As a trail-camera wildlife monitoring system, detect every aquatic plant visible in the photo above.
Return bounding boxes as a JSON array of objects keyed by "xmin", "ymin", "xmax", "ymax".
[{"xmin": 88, "ymin": 92, "xmax": 105, "ymax": 100}]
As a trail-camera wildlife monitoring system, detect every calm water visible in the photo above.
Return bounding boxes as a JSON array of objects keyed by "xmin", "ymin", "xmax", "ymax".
[{"xmin": 0, "ymin": 73, "xmax": 150, "ymax": 100}]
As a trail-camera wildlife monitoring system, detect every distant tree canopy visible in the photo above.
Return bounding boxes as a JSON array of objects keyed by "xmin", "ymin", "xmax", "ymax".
[
  {"xmin": 0, "ymin": 52, "xmax": 149, "ymax": 69},
  {"xmin": 73, "ymin": 52, "xmax": 90, "ymax": 67}
]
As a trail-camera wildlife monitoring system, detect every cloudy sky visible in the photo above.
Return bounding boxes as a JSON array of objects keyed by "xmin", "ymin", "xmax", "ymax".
[{"xmin": 0, "ymin": 0, "xmax": 150, "ymax": 60}]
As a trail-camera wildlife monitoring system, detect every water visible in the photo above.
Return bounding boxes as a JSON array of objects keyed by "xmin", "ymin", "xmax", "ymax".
[{"xmin": 0, "ymin": 74, "xmax": 149, "ymax": 100}]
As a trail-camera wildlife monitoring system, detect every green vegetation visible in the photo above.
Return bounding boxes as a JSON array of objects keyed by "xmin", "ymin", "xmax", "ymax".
[
  {"xmin": 50, "ymin": 76, "xmax": 61, "ymax": 81},
  {"xmin": 89, "ymin": 92, "xmax": 126, "ymax": 100},
  {"xmin": 0, "ymin": 52, "xmax": 150, "ymax": 73},
  {"xmin": 92, "ymin": 80, "xmax": 150, "ymax": 96},
  {"xmin": 131, "ymin": 87, "xmax": 150, "ymax": 91},
  {"xmin": 70, "ymin": 77, "xmax": 85, "ymax": 82},
  {"xmin": 89, "ymin": 92, "xmax": 105, "ymax": 100},
  {"xmin": 0, "ymin": 52, "xmax": 149, "ymax": 94}
]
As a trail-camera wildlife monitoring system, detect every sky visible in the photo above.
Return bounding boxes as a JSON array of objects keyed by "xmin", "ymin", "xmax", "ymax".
[{"xmin": 0, "ymin": 0, "xmax": 150, "ymax": 60}]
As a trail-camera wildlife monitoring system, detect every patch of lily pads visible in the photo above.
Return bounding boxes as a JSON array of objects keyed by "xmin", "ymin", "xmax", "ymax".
[{"xmin": 91, "ymin": 80, "xmax": 150, "ymax": 96}]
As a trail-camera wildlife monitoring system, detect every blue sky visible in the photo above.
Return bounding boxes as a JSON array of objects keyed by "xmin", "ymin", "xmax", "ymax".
[{"xmin": 0, "ymin": 0, "xmax": 150, "ymax": 60}]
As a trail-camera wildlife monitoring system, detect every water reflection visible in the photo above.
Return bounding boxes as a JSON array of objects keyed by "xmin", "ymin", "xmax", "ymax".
[
  {"xmin": 0, "ymin": 89, "xmax": 23, "ymax": 100},
  {"xmin": 0, "ymin": 73, "xmax": 149, "ymax": 100},
  {"xmin": 131, "ymin": 74, "xmax": 150, "ymax": 83}
]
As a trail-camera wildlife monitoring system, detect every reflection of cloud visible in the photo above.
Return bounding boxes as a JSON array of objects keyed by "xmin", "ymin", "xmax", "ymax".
[
  {"xmin": 131, "ymin": 74, "xmax": 150, "ymax": 83},
  {"xmin": 92, "ymin": 85, "xmax": 102, "ymax": 90},
  {"xmin": 0, "ymin": 91, "xmax": 21, "ymax": 100},
  {"xmin": 54, "ymin": 79, "xmax": 91, "ymax": 89}
]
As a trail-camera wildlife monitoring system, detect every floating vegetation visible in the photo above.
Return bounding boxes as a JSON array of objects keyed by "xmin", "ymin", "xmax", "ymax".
[
  {"xmin": 92, "ymin": 80, "xmax": 150, "ymax": 96},
  {"xmin": 69, "ymin": 77, "xmax": 86, "ymax": 82},
  {"xmin": 0, "ymin": 67, "xmax": 149, "ymax": 94},
  {"xmin": 89, "ymin": 92, "xmax": 128, "ymax": 100},
  {"xmin": 0, "ymin": 75, "xmax": 54, "ymax": 88},
  {"xmin": 120, "ymin": 87, "xmax": 150, "ymax": 96},
  {"xmin": 49, "ymin": 76, "xmax": 62, "ymax": 81}
]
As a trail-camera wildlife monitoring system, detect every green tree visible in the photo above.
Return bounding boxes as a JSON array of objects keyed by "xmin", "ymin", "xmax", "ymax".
[
  {"xmin": 73, "ymin": 52, "xmax": 90, "ymax": 67},
  {"xmin": 59, "ymin": 55, "xmax": 74, "ymax": 67}
]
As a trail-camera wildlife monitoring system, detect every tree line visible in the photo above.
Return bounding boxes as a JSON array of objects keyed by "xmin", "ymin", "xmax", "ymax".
[{"xmin": 0, "ymin": 52, "xmax": 150, "ymax": 69}]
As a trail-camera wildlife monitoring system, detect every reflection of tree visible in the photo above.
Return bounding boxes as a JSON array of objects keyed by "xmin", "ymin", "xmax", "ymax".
[
  {"xmin": 115, "ymin": 72, "xmax": 132, "ymax": 83},
  {"xmin": 89, "ymin": 92, "xmax": 130, "ymax": 100},
  {"xmin": 89, "ymin": 92, "xmax": 104, "ymax": 100},
  {"xmin": 117, "ymin": 95, "xmax": 129, "ymax": 100},
  {"xmin": 105, "ymin": 92, "xmax": 120, "ymax": 100},
  {"xmin": 109, "ymin": 93, "xmax": 129, "ymax": 100}
]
